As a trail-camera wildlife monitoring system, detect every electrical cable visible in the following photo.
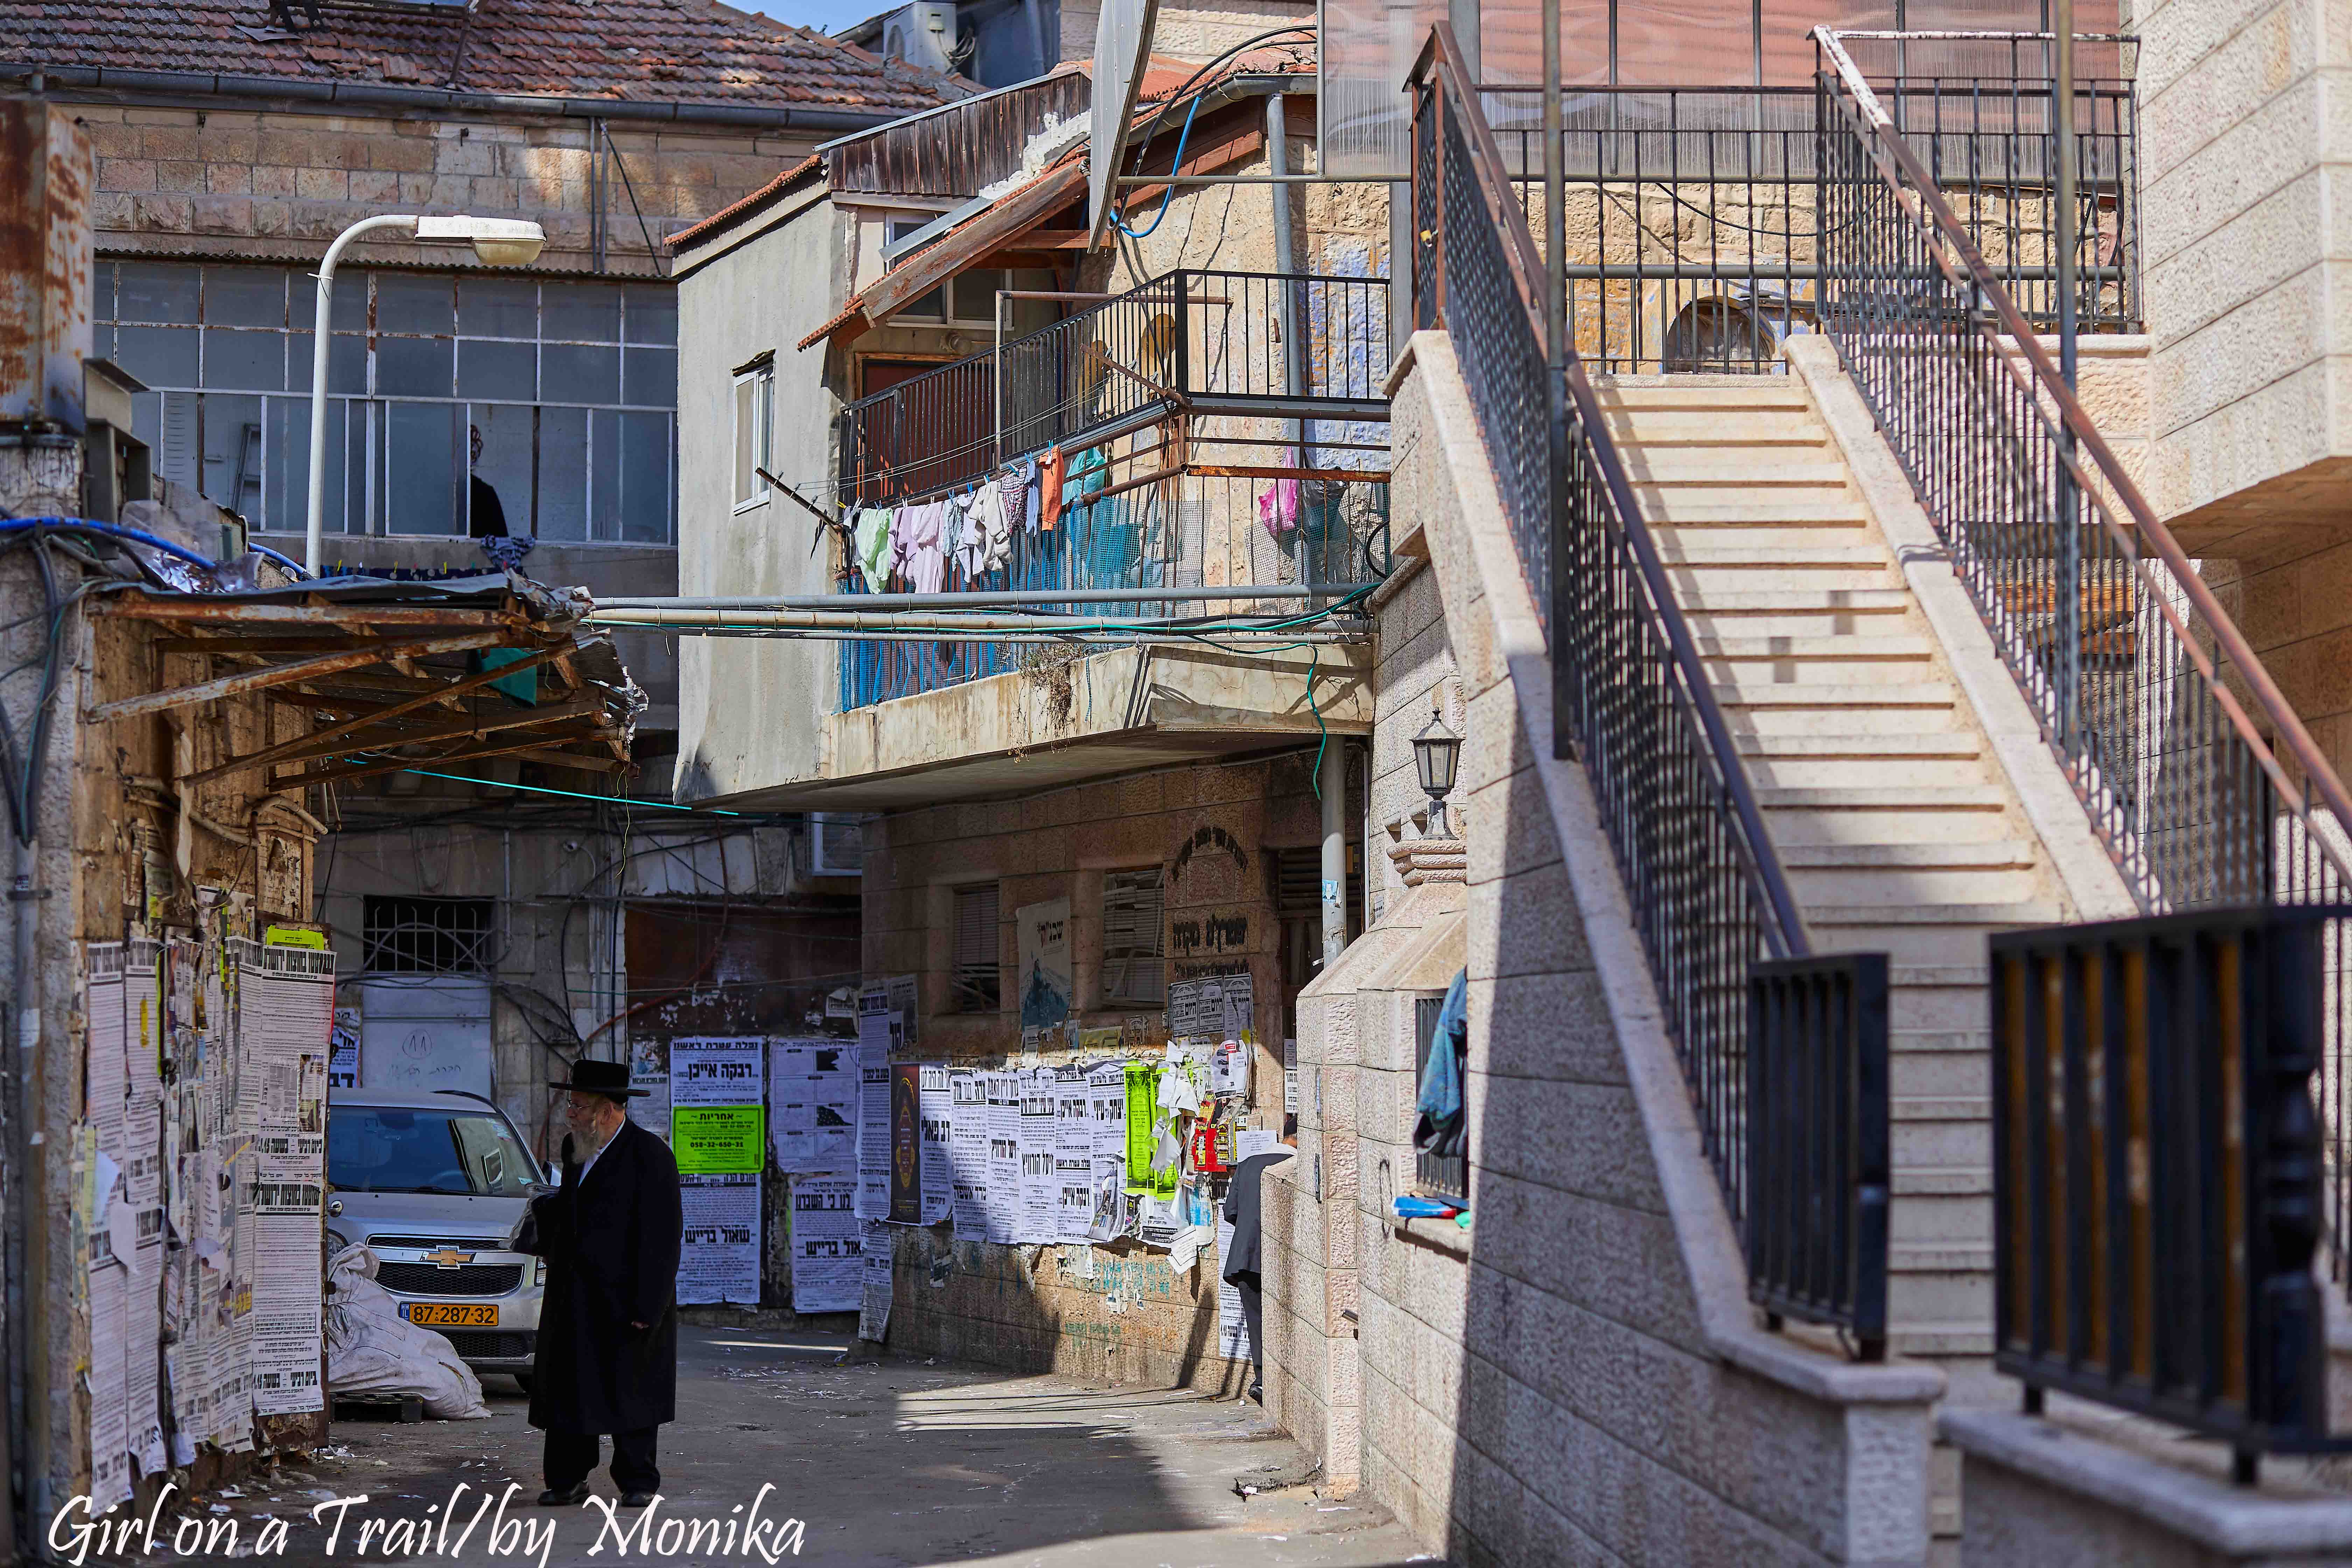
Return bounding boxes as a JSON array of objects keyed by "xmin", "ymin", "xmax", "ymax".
[
  {"xmin": 391, "ymin": 767, "xmax": 742, "ymax": 814},
  {"xmin": 1107, "ymin": 26, "xmax": 1315, "ymax": 241}
]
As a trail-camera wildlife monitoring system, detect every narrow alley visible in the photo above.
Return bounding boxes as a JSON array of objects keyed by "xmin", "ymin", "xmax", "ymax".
[{"xmin": 115, "ymin": 1331, "xmax": 1427, "ymax": 1568}]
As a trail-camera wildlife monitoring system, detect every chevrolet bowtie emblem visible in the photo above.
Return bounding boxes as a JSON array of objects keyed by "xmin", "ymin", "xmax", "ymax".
[{"xmin": 421, "ymin": 1247, "xmax": 474, "ymax": 1269}]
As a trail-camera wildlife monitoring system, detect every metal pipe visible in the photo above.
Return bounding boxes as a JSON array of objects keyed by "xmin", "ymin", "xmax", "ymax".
[
  {"xmin": 4, "ymin": 830, "xmax": 33, "ymax": 1562},
  {"xmin": 306, "ymin": 213, "xmax": 416, "ymax": 573},
  {"xmin": 2053, "ymin": 0, "xmax": 2080, "ymax": 749},
  {"xmin": 1268, "ymin": 94, "xmax": 1312, "ymax": 535},
  {"xmin": 584, "ymin": 606, "xmax": 1364, "ymax": 634},
  {"xmin": 591, "ymin": 584, "xmax": 1381, "ymax": 611},
  {"xmin": 603, "ymin": 625, "xmax": 1365, "ymax": 643},
  {"xmin": 1319, "ymin": 739, "xmax": 1345, "ymax": 970},
  {"xmin": 1112, "ymin": 174, "xmax": 1395, "ymax": 184}
]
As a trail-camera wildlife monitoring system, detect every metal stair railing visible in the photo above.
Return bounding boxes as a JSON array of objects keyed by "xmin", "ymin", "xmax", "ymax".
[
  {"xmin": 1815, "ymin": 27, "xmax": 2352, "ymax": 1289},
  {"xmin": 1415, "ymin": 24, "xmax": 1891, "ymax": 1354}
]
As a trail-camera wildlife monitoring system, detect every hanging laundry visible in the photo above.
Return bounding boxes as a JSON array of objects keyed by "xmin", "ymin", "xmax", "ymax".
[
  {"xmin": 1038, "ymin": 448, "xmax": 1067, "ymax": 532},
  {"xmin": 896, "ymin": 499, "xmax": 949, "ymax": 595},
  {"xmin": 962, "ymin": 480, "xmax": 1006, "ymax": 578},
  {"xmin": 941, "ymin": 491, "xmax": 971, "ymax": 580},
  {"xmin": 1063, "ymin": 447, "xmax": 1108, "ymax": 533},
  {"xmin": 854, "ymin": 506, "xmax": 894, "ymax": 589},
  {"xmin": 1000, "ymin": 460, "xmax": 1035, "ymax": 536}
]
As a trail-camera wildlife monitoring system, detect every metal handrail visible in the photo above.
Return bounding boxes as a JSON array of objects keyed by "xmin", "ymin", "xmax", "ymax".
[
  {"xmin": 1814, "ymin": 27, "xmax": 2352, "ymax": 901},
  {"xmin": 1415, "ymin": 23, "xmax": 1811, "ymax": 960}
]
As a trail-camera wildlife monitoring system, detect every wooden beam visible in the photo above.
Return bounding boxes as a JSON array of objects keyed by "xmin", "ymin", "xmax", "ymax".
[
  {"xmin": 156, "ymin": 636, "xmax": 381, "ymax": 655},
  {"xmin": 96, "ymin": 599, "xmax": 515, "ymax": 629},
  {"xmin": 90, "ymin": 631, "xmax": 514, "ymax": 723},
  {"xmin": 1188, "ymin": 464, "xmax": 1394, "ymax": 482},
  {"xmin": 267, "ymin": 732, "xmax": 624, "ymax": 789},
  {"xmin": 188, "ymin": 689, "xmax": 598, "ymax": 786}
]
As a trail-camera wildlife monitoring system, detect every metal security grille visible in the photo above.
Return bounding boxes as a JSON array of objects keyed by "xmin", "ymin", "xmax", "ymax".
[
  {"xmin": 436, "ymin": 1331, "xmax": 536, "ymax": 1359},
  {"xmin": 374, "ymin": 1262, "xmax": 522, "ymax": 1296},
  {"xmin": 952, "ymin": 883, "xmax": 1001, "ymax": 1012},
  {"xmin": 1414, "ymin": 994, "xmax": 1468, "ymax": 1204},
  {"xmin": 1100, "ymin": 869, "xmax": 1166, "ymax": 1007},
  {"xmin": 362, "ymin": 897, "xmax": 495, "ymax": 974}
]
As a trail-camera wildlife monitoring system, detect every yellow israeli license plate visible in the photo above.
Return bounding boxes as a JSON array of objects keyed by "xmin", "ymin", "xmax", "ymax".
[{"xmin": 402, "ymin": 1303, "xmax": 497, "ymax": 1328}]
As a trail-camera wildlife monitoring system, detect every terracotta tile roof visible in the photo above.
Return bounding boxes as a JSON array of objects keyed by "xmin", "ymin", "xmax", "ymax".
[
  {"xmin": 667, "ymin": 150, "xmax": 822, "ymax": 251},
  {"xmin": 1, "ymin": 0, "xmax": 967, "ymax": 116}
]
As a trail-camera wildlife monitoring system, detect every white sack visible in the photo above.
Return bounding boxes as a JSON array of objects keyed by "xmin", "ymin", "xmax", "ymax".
[{"xmin": 323, "ymin": 1244, "xmax": 492, "ymax": 1420}]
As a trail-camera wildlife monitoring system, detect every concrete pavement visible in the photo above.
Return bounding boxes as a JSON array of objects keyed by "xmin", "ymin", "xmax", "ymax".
[{"xmin": 96, "ymin": 1329, "xmax": 1436, "ymax": 1567}]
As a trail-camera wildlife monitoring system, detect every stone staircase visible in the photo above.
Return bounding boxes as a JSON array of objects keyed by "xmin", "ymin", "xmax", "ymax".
[{"xmin": 1598, "ymin": 377, "xmax": 2085, "ymax": 1362}]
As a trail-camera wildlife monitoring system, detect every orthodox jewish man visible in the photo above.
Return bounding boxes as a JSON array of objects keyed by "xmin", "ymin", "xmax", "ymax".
[{"xmin": 522, "ymin": 1060, "xmax": 683, "ymax": 1507}]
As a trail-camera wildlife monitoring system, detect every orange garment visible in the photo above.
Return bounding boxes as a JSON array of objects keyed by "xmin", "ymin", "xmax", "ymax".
[{"xmin": 1038, "ymin": 447, "xmax": 1066, "ymax": 532}]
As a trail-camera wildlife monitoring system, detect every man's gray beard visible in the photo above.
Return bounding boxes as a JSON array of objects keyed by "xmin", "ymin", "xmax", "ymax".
[{"xmin": 576, "ymin": 1112, "xmax": 622, "ymax": 1159}]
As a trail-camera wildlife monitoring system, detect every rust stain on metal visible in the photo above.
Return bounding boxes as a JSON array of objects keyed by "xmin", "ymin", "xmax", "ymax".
[{"xmin": 0, "ymin": 99, "xmax": 92, "ymax": 429}]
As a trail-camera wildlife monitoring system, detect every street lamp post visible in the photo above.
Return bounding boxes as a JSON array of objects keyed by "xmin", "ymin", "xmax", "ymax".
[{"xmin": 303, "ymin": 213, "xmax": 548, "ymax": 575}]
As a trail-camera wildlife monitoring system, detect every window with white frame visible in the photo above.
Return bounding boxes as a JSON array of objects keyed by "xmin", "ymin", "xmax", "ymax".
[
  {"xmin": 733, "ymin": 356, "xmax": 774, "ymax": 511},
  {"xmin": 93, "ymin": 261, "xmax": 679, "ymax": 542}
]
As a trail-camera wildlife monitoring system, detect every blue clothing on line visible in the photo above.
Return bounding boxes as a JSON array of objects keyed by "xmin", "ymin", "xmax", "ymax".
[{"xmin": 1414, "ymin": 967, "xmax": 1469, "ymax": 1159}]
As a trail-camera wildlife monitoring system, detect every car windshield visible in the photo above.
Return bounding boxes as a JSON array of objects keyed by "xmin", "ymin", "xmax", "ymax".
[{"xmin": 328, "ymin": 1105, "xmax": 541, "ymax": 1197}]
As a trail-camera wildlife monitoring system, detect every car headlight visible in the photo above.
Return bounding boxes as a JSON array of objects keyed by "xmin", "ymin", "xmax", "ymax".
[
  {"xmin": 326, "ymin": 1229, "xmax": 353, "ymax": 1253},
  {"xmin": 534, "ymin": 1258, "xmax": 546, "ymax": 1286}
]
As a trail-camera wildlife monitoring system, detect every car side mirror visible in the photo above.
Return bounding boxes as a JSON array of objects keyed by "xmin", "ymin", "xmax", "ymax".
[{"xmin": 327, "ymin": 1199, "xmax": 343, "ymax": 1218}]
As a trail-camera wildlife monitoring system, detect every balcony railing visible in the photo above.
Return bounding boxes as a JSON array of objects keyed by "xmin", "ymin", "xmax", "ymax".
[
  {"xmin": 1991, "ymin": 908, "xmax": 2352, "ymax": 1482},
  {"xmin": 826, "ymin": 267, "xmax": 1395, "ymax": 712},
  {"xmin": 1412, "ymin": 24, "xmax": 1889, "ymax": 1352},
  {"xmin": 836, "ymin": 269, "xmax": 1393, "ymax": 507},
  {"xmin": 1463, "ymin": 33, "xmax": 2138, "ymax": 374}
]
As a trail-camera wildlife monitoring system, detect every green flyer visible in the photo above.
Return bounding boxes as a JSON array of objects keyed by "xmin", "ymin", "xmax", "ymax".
[
  {"xmin": 672, "ymin": 1105, "xmax": 765, "ymax": 1174},
  {"xmin": 1124, "ymin": 1059, "xmax": 1156, "ymax": 1194}
]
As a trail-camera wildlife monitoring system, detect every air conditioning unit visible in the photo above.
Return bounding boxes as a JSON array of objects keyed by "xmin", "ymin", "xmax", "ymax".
[
  {"xmin": 809, "ymin": 813, "xmax": 865, "ymax": 877},
  {"xmin": 881, "ymin": 1, "xmax": 958, "ymax": 74}
]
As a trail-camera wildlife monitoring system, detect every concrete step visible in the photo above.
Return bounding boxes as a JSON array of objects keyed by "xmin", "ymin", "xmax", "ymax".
[
  {"xmin": 1668, "ymin": 568, "xmax": 1903, "ymax": 598},
  {"xmin": 1714, "ymin": 681, "xmax": 1955, "ymax": 712},
  {"xmin": 1676, "ymin": 607, "xmax": 1917, "ymax": 638},
  {"xmin": 1789, "ymin": 865, "xmax": 2043, "ymax": 906},
  {"xmin": 1767, "ymin": 810, "xmax": 2018, "ymax": 848},
  {"xmin": 1692, "ymin": 634, "xmax": 1936, "ymax": 663},
  {"xmin": 1681, "ymin": 588, "xmax": 1914, "ymax": 615},
  {"xmin": 1891, "ymin": 1165, "xmax": 1992, "ymax": 1198},
  {"xmin": 1892, "ymin": 1028, "xmax": 1991, "ymax": 1054},
  {"xmin": 1628, "ymin": 456, "xmax": 1854, "ymax": 487},
  {"xmin": 1661, "ymin": 544, "xmax": 1890, "ymax": 569},
  {"xmin": 1652, "ymin": 520, "xmax": 1877, "ymax": 543},
  {"xmin": 1776, "ymin": 841, "xmax": 2033, "ymax": 870},
  {"xmin": 1601, "ymin": 411, "xmax": 1828, "ymax": 446},
  {"xmin": 1734, "ymin": 734, "xmax": 1981, "ymax": 762},
  {"xmin": 1889, "ymin": 1323, "xmax": 1997, "ymax": 1357},
  {"xmin": 1642, "ymin": 498, "xmax": 1874, "ymax": 526},
  {"xmin": 1721, "ymin": 704, "xmax": 1966, "ymax": 737},
  {"xmin": 1809, "ymin": 901, "xmax": 2062, "ymax": 926},
  {"xmin": 1599, "ymin": 383, "xmax": 1812, "ymax": 409},
  {"xmin": 1890, "ymin": 1192, "xmax": 1993, "ymax": 1246},
  {"xmin": 1756, "ymin": 786, "xmax": 2011, "ymax": 812},
  {"xmin": 1754, "ymin": 757, "xmax": 1993, "ymax": 790},
  {"xmin": 1891, "ymin": 1275, "xmax": 1995, "ymax": 1330},
  {"xmin": 1887, "ymin": 1050, "xmax": 1992, "ymax": 1102},
  {"xmin": 1708, "ymin": 660, "xmax": 1948, "ymax": 689},
  {"xmin": 1889, "ymin": 984, "xmax": 1997, "ymax": 1031}
]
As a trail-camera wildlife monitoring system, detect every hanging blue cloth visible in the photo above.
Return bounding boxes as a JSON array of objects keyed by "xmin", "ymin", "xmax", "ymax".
[{"xmin": 1414, "ymin": 967, "xmax": 1469, "ymax": 1160}]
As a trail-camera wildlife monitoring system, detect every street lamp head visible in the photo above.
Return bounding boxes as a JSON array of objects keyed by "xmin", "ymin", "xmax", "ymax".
[
  {"xmin": 1412, "ymin": 706, "xmax": 1461, "ymax": 836},
  {"xmin": 414, "ymin": 214, "xmax": 547, "ymax": 267}
]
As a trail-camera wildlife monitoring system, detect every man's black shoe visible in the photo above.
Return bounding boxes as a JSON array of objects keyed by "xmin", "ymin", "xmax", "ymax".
[
  {"xmin": 620, "ymin": 1492, "xmax": 656, "ymax": 1509},
  {"xmin": 536, "ymin": 1484, "xmax": 588, "ymax": 1507}
]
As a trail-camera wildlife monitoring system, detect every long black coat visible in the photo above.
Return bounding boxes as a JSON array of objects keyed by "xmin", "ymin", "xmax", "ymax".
[{"xmin": 527, "ymin": 1120, "xmax": 683, "ymax": 1434}]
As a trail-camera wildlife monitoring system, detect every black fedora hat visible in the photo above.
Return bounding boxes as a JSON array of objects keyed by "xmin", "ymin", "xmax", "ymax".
[{"xmin": 548, "ymin": 1059, "xmax": 647, "ymax": 1097}]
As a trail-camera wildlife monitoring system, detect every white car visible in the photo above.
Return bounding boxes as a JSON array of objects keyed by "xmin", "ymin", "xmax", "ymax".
[{"xmin": 324, "ymin": 1088, "xmax": 548, "ymax": 1392}]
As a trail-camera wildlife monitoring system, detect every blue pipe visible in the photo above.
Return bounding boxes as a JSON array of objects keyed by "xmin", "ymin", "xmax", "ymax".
[
  {"xmin": 247, "ymin": 543, "xmax": 312, "ymax": 580},
  {"xmin": 0, "ymin": 516, "xmax": 220, "ymax": 571}
]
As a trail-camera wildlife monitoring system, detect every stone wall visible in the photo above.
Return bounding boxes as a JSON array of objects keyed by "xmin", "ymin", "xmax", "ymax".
[
  {"xmin": 2134, "ymin": 0, "xmax": 2352, "ymax": 535},
  {"xmin": 62, "ymin": 98, "xmax": 813, "ymax": 275},
  {"xmin": 859, "ymin": 750, "xmax": 1351, "ymax": 1386}
]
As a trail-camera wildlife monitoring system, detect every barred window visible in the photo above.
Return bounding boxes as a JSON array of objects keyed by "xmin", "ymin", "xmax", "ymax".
[
  {"xmin": 1099, "ymin": 868, "xmax": 1165, "ymax": 1008},
  {"xmin": 952, "ymin": 883, "xmax": 1000, "ymax": 1012},
  {"xmin": 363, "ymin": 897, "xmax": 496, "ymax": 974}
]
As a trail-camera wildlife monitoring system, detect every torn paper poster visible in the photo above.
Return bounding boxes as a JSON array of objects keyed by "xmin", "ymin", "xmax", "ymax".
[
  {"xmin": 679, "ymin": 1173, "xmax": 761, "ymax": 1306},
  {"xmin": 789, "ymin": 1174, "xmax": 860, "ymax": 1314},
  {"xmin": 670, "ymin": 1036, "xmax": 765, "ymax": 1175},
  {"xmin": 983, "ymin": 1071, "xmax": 1019, "ymax": 1246},
  {"xmin": 948, "ymin": 1070, "xmax": 988, "ymax": 1241},
  {"xmin": 769, "ymin": 1038, "xmax": 856, "ymax": 1171},
  {"xmin": 858, "ymin": 1218, "xmax": 893, "ymax": 1342},
  {"xmin": 628, "ymin": 1038, "xmax": 671, "ymax": 1143},
  {"xmin": 1053, "ymin": 1066, "xmax": 1093, "ymax": 1245},
  {"xmin": 854, "ymin": 1003, "xmax": 897, "ymax": 1220},
  {"xmin": 327, "ymin": 1006, "xmax": 359, "ymax": 1091},
  {"xmin": 1017, "ymin": 1068, "xmax": 1058, "ymax": 1244},
  {"xmin": 918, "ymin": 1064, "xmax": 952, "ymax": 1225}
]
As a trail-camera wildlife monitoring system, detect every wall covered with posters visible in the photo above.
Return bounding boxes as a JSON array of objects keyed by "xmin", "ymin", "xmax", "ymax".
[
  {"xmin": 823, "ymin": 750, "xmax": 1363, "ymax": 1388},
  {"xmin": 35, "ymin": 592, "xmax": 337, "ymax": 1519}
]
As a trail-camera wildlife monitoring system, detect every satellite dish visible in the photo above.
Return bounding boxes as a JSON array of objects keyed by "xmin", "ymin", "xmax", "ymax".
[{"xmin": 1086, "ymin": 0, "xmax": 1162, "ymax": 249}]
